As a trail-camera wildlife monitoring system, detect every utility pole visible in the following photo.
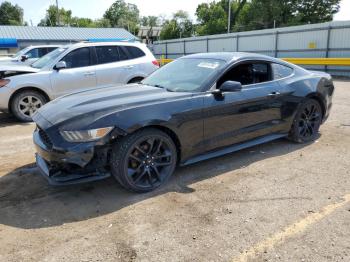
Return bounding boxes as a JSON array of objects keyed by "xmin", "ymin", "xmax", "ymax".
[
  {"xmin": 227, "ymin": 0, "xmax": 231, "ymax": 33},
  {"xmin": 56, "ymin": 0, "xmax": 60, "ymax": 26}
]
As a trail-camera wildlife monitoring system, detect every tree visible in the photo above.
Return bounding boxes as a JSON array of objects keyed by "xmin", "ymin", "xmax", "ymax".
[
  {"xmin": 140, "ymin": 16, "xmax": 159, "ymax": 27},
  {"xmin": 235, "ymin": 0, "xmax": 293, "ymax": 30},
  {"xmin": 38, "ymin": 6, "xmax": 111, "ymax": 28},
  {"xmin": 104, "ymin": 0, "xmax": 140, "ymax": 33},
  {"xmin": 94, "ymin": 18, "xmax": 111, "ymax": 28},
  {"xmin": 38, "ymin": 5, "xmax": 72, "ymax": 26},
  {"xmin": 0, "ymin": 1, "xmax": 24, "ymax": 25},
  {"xmin": 292, "ymin": 0, "xmax": 341, "ymax": 24},
  {"xmin": 196, "ymin": 2, "xmax": 227, "ymax": 35},
  {"xmin": 237, "ymin": 0, "xmax": 341, "ymax": 31},
  {"xmin": 160, "ymin": 11, "xmax": 194, "ymax": 40},
  {"xmin": 195, "ymin": 0, "xmax": 248, "ymax": 36}
]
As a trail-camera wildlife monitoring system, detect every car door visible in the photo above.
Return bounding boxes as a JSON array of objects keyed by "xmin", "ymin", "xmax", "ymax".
[
  {"xmin": 94, "ymin": 45, "xmax": 129, "ymax": 88},
  {"xmin": 202, "ymin": 61, "xmax": 288, "ymax": 152},
  {"xmin": 50, "ymin": 47, "xmax": 97, "ymax": 98}
]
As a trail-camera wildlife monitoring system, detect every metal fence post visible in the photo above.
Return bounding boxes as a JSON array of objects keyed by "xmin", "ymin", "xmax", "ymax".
[
  {"xmin": 206, "ymin": 38, "xmax": 209, "ymax": 52},
  {"xmin": 274, "ymin": 31, "xmax": 279, "ymax": 58},
  {"xmin": 184, "ymin": 40, "xmax": 186, "ymax": 56},
  {"xmin": 165, "ymin": 41, "xmax": 168, "ymax": 59},
  {"xmin": 325, "ymin": 26, "xmax": 331, "ymax": 72},
  {"xmin": 236, "ymin": 34, "xmax": 239, "ymax": 52}
]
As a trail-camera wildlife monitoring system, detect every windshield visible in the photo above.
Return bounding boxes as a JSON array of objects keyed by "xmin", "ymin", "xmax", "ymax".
[
  {"xmin": 142, "ymin": 58, "xmax": 225, "ymax": 92},
  {"xmin": 12, "ymin": 47, "xmax": 31, "ymax": 59},
  {"xmin": 31, "ymin": 47, "xmax": 68, "ymax": 69}
]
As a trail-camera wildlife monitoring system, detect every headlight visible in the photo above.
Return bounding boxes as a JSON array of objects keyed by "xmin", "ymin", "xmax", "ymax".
[
  {"xmin": 0, "ymin": 79, "xmax": 10, "ymax": 88},
  {"xmin": 60, "ymin": 127, "xmax": 114, "ymax": 142}
]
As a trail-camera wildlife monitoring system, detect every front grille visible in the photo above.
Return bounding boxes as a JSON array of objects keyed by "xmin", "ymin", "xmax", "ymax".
[{"xmin": 38, "ymin": 127, "xmax": 53, "ymax": 149}]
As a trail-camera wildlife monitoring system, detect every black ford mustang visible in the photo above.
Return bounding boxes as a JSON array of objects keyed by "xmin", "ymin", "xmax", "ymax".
[{"xmin": 33, "ymin": 52, "xmax": 334, "ymax": 192}]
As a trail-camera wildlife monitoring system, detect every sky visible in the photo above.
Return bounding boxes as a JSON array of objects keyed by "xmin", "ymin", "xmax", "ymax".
[{"xmin": 3, "ymin": 0, "xmax": 350, "ymax": 26}]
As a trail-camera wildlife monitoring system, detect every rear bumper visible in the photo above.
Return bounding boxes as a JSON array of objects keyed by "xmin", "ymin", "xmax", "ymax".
[{"xmin": 33, "ymin": 129, "xmax": 110, "ymax": 185}]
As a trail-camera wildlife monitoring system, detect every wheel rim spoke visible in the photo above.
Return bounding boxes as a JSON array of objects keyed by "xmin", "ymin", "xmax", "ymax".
[
  {"xmin": 147, "ymin": 170, "xmax": 154, "ymax": 186},
  {"xmin": 133, "ymin": 169, "xmax": 147, "ymax": 183},
  {"xmin": 135, "ymin": 145, "xmax": 146, "ymax": 156},
  {"xmin": 151, "ymin": 165, "xmax": 161, "ymax": 181},
  {"xmin": 154, "ymin": 153, "xmax": 172, "ymax": 159},
  {"xmin": 129, "ymin": 154, "xmax": 142, "ymax": 162},
  {"xmin": 147, "ymin": 138, "xmax": 155, "ymax": 153},
  {"xmin": 155, "ymin": 160, "xmax": 172, "ymax": 167}
]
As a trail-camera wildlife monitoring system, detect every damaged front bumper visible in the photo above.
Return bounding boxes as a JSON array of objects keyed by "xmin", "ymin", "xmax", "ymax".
[{"xmin": 33, "ymin": 129, "xmax": 111, "ymax": 185}]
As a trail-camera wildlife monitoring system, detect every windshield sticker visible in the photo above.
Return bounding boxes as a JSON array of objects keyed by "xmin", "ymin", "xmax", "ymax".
[{"xmin": 197, "ymin": 62, "xmax": 220, "ymax": 69}]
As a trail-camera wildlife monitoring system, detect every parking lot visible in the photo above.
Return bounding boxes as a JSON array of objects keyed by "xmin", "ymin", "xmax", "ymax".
[{"xmin": 0, "ymin": 81, "xmax": 349, "ymax": 262}]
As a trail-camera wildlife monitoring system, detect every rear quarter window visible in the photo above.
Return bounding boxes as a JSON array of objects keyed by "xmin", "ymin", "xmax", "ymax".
[
  {"xmin": 124, "ymin": 46, "xmax": 146, "ymax": 59},
  {"xmin": 272, "ymin": 63, "xmax": 293, "ymax": 80}
]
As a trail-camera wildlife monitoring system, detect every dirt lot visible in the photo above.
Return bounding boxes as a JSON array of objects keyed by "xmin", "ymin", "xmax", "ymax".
[{"xmin": 0, "ymin": 81, "xmax": 349, "ymax": 262}]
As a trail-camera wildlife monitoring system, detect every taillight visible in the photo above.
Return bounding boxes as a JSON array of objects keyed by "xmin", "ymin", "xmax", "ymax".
[
  {"xmin": 0, "ymin": 79, "xmax": 10, "ymax": 88},
  {"xmin": 152, "ymin": 60, "xmax": 160, "ymax": 67}
]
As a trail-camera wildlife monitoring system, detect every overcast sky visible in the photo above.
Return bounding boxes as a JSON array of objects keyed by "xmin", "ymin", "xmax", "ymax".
[{"xmin": 4, "ymin": 0, "xmax": 350, "ymax": 26}]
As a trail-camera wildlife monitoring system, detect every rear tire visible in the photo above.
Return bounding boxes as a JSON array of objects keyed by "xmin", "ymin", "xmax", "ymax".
[
  {"xmin": 288, "ymin": 99, "xmax": 322, "ymax": 143},
  {"xmin": 10, "ymin": 90, "xmax": 48, "ymax": 122},
  {"xmin": 110, "ymin": 128, "xmax": 177, "ymax": 193}
]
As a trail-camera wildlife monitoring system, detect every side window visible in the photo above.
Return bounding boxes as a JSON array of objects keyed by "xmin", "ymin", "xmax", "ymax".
[
  {"xmin": 25, "ymin": 48, "xmax": 39, "ymax": 58},
  {"xmin": 95, "ymin": 46, "xmax": 120, "ymax": 64},
  {"xmin": 47, "ymin": 47, "xmax": 57, "ymax": 53},
  {"xmin": 272, "ymin": 63, "xmax": 293, "ymax": 80},
  {"xmin": 218, "ymin": 62, "xmax": 271, "ymax": 86},
  {"xmin": 117, "ymin": 46, "xmax": 129, "ymax": 61},
  {"xmin": 61, "ymin": 47, "xmax": 91, "ymax": 69},
  {"xmin": 38, "ymin": 48, "xmax": 48, "ymax": 57},
  {"xmin": 124, "ymin": 46, "xmax": 145, "ymax": 59}
]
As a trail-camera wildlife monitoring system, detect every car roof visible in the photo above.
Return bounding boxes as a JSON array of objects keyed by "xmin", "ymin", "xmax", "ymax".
[
  {"xmin": 182, "ymin": 52, "xmax": 285, "ymax": 64},
  {"xmin": 27, "ymin": 45, "xmax": 61, "ymax": 48},
  {"xmin": 69, "ymin": 41, "xmax": 145, "ymax": 48}
]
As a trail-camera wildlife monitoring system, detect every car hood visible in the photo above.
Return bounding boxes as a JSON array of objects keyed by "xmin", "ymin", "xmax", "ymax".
[
  {"xmin": 0, "ymin": 57, "xmax": 12, "ymax": 62},
  {"xmin": 36, "ymin": 84, "xmax": 193, "ymax": 127},
  {"xmin": 0, "ymin": 64, "xmax": 40, "ymax": 73}
]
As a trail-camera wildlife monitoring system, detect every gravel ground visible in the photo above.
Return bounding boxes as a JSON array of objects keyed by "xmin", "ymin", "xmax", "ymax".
[{"xmin": 0, "ymin": 81, "xmax": 349, "ymax": 262}]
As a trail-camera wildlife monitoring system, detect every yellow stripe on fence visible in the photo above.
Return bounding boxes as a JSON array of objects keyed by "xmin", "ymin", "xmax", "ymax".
[
  {"xmin": 283, "ymin": 58, "xmax": 350, "ymax": 66},
  {"xmin": 157, "ymin": 57, "xmax": 350, "ymax": 66}
]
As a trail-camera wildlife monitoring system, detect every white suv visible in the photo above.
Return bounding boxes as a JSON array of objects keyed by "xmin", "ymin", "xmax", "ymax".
[
  {"xmin": 0, "ymin": 41, "xmax": 159, "ymax": 121},
  {"xmin": 0, "ymin": 45, "xmax": 60, "ymax": 65}
]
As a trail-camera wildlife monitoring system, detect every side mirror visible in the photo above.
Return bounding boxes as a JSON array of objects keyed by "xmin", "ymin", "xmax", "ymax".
[
  {"xmin": 54, "ymin": 61, "xmax": 67, "ymax": 71},
  {"xmin": 21, "ymin": 55, "xmax": 29, "ymax": 62},
  {"xmin": 219, "ymin": 81, "xmax": 242, "ymax": 92}
]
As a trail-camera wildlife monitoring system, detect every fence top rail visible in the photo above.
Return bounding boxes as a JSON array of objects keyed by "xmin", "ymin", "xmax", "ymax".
[
  {"xmin": 157, "ymin": 57, "xmax": 350, "ymax": 66},
  {"xmin": 153, "ymin": 20, "xmax": 350, "ymax": 45}
]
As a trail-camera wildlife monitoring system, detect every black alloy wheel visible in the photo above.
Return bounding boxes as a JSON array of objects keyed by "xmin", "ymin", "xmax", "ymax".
[
  {"xmin": 289, "ymin": 99, "xmax": 322, "ymax": 143},
  {"xmin": 111, "ymin": 128, "xmax": 177, "ymax": 192}
]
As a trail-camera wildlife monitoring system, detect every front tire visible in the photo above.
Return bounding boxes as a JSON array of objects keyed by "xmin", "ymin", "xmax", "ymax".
[
  {"xmin": 11, "ymin": 90, "xmax": 47, "ymax": 122},
  {"xmin": 110, "ymin": 128, "xmax": 177, "ymax": 193},
  {"xmin": 288, "ymin": 99, "xmax": 322, "ymax": 143}
]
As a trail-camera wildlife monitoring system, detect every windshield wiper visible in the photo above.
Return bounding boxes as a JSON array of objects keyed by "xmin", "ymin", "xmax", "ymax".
[
  {"xmin": 153, "ymin": 84, "xmax": 174, "ymax": 92},
  {"xmin": 143, "ymin": 83, "xmax": 174, "ymax": 92}
]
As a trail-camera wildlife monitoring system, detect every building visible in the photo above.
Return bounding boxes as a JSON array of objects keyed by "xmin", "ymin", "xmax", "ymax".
[
  {"xmin": 138, "ymin": 26, "xmax": 161, "ymax": 44},
  {"xmin": 0, "ymin": 25, "xmax": 137, "ymax": 55}
]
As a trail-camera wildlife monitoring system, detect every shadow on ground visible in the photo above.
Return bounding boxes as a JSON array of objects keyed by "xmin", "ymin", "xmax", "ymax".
[
  {"xmin": 0, "ymin": 112, "xmax": 32, "ymax": 127},
  {"xmin": 0, "ymin": 138, "xmax": 314, "ymax": 229}
]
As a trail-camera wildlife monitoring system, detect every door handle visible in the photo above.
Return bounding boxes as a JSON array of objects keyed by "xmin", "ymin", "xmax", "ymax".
[
  {"xmin": 268, "ymin": 91, "xmax": 281, "ymax": 97},
  {"xmin": 124, "ymin": 65, "xmax": 134, "ymax": 69},
  {"xmin": 84, "ymin": 72, "xmax": 95, "ymax": 76}
]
